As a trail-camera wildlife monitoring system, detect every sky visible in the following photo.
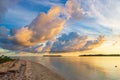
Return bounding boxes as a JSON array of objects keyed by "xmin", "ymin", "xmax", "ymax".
[{"xmin": 0, "ymin": 0, "xmax": 120, "ymax": 53}]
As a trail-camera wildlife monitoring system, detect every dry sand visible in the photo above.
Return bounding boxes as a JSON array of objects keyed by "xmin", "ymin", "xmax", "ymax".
[{"xmin": 0, "ymin": 59, "xmax": 66, "ymax": 80}]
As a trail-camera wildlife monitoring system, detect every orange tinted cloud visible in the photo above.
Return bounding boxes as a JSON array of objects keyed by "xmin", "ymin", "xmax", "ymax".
[
  {"xmin": 14, "ymin": 27, "xmax": 34, "ymax": 46},
  {"xmin": 65, "ymin": 0, "xmax": 87, "ymax": 20},
  {"xmin": 87, "ymin": 36, "xmax": 105, "ymax": 49},
  {"xmin": 13, "ymin": 6, "xmax": 65, "ymax": 46}
]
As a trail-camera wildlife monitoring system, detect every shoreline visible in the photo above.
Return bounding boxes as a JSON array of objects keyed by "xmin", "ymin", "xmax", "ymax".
[{"xmin": 0, "ymin": 59, "xmax": 66, "ymax": 80}]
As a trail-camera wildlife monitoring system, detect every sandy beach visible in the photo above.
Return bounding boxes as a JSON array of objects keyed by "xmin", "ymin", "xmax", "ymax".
[{"xmin": 0, "ymin": 59, "xmax": 66, "ymax": 80}]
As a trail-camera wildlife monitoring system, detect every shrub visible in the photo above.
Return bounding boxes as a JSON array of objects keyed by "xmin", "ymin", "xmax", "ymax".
[{"xmin": 0, "ymin": 55, "xmax": 14, "ymax": 64}]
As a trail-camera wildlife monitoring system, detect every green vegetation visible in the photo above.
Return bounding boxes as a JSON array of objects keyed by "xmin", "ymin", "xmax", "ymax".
[{"xmin": 0, "ymin": 55, "xmax": 14, "ymax": 64}]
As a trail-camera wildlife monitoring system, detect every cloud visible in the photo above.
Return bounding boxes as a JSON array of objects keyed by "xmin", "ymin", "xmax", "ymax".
[
  {"xmin": 0, "ymin": 26, "xmax": 9, "ymax": 37},
  {"xmin": 17, "ymin": 44, "xmax": 44, "ymax": 53},
  {"xmin": 79, "ymin": 0, "xmax": 120, "ymax": 33},
  {"xmin": 90, "ymin": 36, "xmax": 120, "ymax": 53},
  {"xmin": 50, "ymin": 32, "xmax": 105, "ymax": 52},
  {"xmin": 10, "ymin": 0, "xmax": 88, "ymax": 47},
  {"xmin": 84, "ymin": 35, "xmax": 105, "ymax": 50},
  {"xmin": 0, "ymin": 0, "xmax": 89, "ymax": 51},
  {"xmin": 0, "ymin": 38, "xmax": 26, "ymax": 50},
  {"xmin": 5, "ymin": 6, "xmax": 38, "ymax": 27},
  {"xmin": 0, "ymin": 0, "xmax": 19, "ymax": 22},
  {"xmin": 49, "ymin": 57, "xmax": 109, "ymax": 80},
  {"xmin": 0, "ymin": 31, "xmax": 104, "ymax": 52},
  {"xmin": 12, "ymin": 6, "xmax": 65, "ymax": 46},
  {"xmin": 16, "ymin": 34, "xmax": 105, "ymax": 52},
  {"xmin": 31, "ymin": 0, "xmax": 65, "ymax": 7},
  {"xmin": 41, "ymin": 41, "xmax": 53, "ymax": 52},
  {"xmin": 51, "ymin": 32, "xmax": 87, "ymax": 52},
  {"xmin": 12, "ymin": 27, "xmax": 33, "ymax": 46},
  {"xmin": 65, "ymin": 0, "xmax": 87, "ymax": 20},
  {"xmin": 0, "ymin": 27, "xmax": 31, "ymax": 51}
]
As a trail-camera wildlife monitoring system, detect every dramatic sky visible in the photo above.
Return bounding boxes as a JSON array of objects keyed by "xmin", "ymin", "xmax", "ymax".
[{"xmin": 0, "ymin": 0, "xmax": 120, "ymax": 53}]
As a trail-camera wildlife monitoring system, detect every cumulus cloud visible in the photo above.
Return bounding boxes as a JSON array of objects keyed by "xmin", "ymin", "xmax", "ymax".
[
  {"xmin": 65, "ymin": 0, "xmax": 87, "ymax": 20},
  {"xmin": 17, "ymin": 44, "xmax": 44, "ymax": 53},
  {"xmin": 83, "ymin": 35, "xmax": 105, "ymax": 50},
  {"xmin": 41, "ymin": 41, "xmax": 53, "ymax": 52},
  {"xmin": 0, "ymin": 6, "xmax": 65, "ymax": 50},
  {"xmin": 12, "ymin": 6, "xmax": 65, "ymax": 46},
  {"xmin": 10, "ymin": 0, "xmax": 88, "ymax": 47},
  {"xmin": 51, "ymin": 32, "xmax": 87, "ymax": 52},
  {"xmin": 0, "ymin": 38, "xmax": 26, "ymax": 50},
  {"xmin": 16, "ymin": 34, "xmax": 105, "ymax": 52},
  {"xmin": 0, "ymin": 0, "xmax": 19, "ymax": 22},
  {"xmin": 50, "ymin": 32, "xmax": 105, "ymax": 52},
  {"xmin": 13, "ymin": 27, "xmax": 33, "ymax": 46},
  {"xmin": 0, "ymin": 0, "xmax": 90, "ymax": 52},
  {"xmin": 0, "ymin": 27, "xmax": 31, "ymax": 51}
]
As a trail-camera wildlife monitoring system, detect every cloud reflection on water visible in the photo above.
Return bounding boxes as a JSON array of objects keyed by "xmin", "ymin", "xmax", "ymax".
[
  {"xmin": 49, "ymin": 57, "xmax": 109, "ymax": 80},
  {"xmin": 18, "ymin": 56, "xmax": 120, "ymax": 80}
]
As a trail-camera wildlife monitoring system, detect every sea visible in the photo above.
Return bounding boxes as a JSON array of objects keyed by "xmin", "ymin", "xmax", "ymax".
[{"xmin": 16, "ymin": 56, "xmax": 120, "ymax": 80}]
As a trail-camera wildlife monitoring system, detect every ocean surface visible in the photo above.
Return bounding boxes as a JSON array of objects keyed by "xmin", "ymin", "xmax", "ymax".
[{"xmin": 17, "ymin": 56, "xmax": 120, "ymax": 80}]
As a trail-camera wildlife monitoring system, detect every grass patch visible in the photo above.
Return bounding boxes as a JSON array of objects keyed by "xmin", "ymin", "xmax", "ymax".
[{"xmin": 0, "ymin": 55, "xmax": 14, "ymax": 64}]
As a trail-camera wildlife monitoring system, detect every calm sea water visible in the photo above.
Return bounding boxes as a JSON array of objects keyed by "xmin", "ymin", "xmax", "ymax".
[{"xmin": 18, "ymin": 56, "xmax": 120, "ymax": 80}]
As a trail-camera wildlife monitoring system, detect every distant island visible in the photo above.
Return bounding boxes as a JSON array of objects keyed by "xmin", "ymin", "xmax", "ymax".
[{"xmin": 80, "ymin": 54, "xmax": 120, "ymax": 57}]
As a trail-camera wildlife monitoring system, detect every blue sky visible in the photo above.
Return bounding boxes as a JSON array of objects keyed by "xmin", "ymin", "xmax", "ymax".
[
  {"xmin": 1, "ymin": 0, "xmax": 118, "ymax": 35},
  {"xmin": 0, "ymin": 0, "xmax": 120, "ymax": 52},
  {"xmin": 1, "ymin": 0, "xmax": 67, "ymax": 28}
]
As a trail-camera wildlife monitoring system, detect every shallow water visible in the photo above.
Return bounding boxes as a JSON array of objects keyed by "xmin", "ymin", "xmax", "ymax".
[{"xmin": 18, "ymin": 56, "xmax": 120, "ymax": 80}]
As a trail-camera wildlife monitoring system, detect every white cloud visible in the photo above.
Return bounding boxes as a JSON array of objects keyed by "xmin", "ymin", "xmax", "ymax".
[
  {"xmin": 31, "ymin": 0, "xmax": 64, "ymax": 7},
  {"xmin": 79, "ymin": 0, "xmax": 120, "ymax": 34}
]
